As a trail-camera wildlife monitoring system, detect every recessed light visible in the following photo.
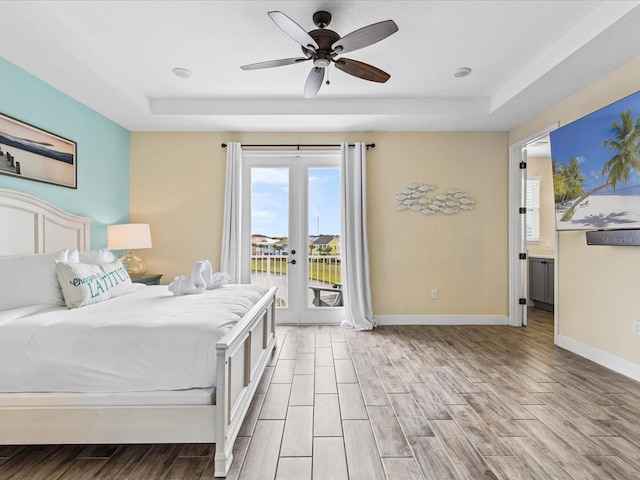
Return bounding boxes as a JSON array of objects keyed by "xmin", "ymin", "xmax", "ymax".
[
  {"xmin": 172, "ymin": 67, "xmax": 192, "ymax": 79},
  {"xmin": 453, "ymin": 67, "xmax": 472, "ymax": 78}
]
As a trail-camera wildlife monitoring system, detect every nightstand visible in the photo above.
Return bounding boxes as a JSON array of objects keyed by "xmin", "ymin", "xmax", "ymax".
[{"xmin": 130, "ymin": 273, "xmax": 163, "ymax": 285}]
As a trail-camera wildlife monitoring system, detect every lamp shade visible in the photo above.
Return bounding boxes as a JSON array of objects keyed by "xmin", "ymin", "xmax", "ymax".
[{"xmin": 107, "ymin": 224, "xmax": 152, "ymax": 250}]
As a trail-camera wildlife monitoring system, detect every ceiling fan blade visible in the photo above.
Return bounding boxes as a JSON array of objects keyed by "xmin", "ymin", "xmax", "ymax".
[
  {"xmin": 268, "ymin": 11, "xmax": 319, "ymax": 51},
  {"xmin": 332, "ymin": 20, "xmax": 398, "ymax": 54},
  {"xmin": 335, "ymin": 58, "xmax": 390, "ymax": 83},
  {"xmin": 241, "ymin": 57, "xmax": 310, "ymax": 70},
  {"xmin": 304, "ymin": 67, "xmax": 324, "ymax": 98}
]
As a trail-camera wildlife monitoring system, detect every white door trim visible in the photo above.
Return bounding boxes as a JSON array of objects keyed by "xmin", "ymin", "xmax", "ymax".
[{"xmin": 508, "ymin": 123, "xmax": 558, "ymax": 330}]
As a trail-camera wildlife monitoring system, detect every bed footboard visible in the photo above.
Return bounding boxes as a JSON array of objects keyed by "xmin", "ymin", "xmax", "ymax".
[
  {"xmin": 0, "ymin": 286, "xmax": 278, "ymax": 479},
  {"xmin": 213, "ymin": 286, "xmax": 277, "ymax": 477}
]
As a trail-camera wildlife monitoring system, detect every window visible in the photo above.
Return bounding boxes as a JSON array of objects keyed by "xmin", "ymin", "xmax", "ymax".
[{"xmin": 526, "ymin": 176, "xmax": 541, "ymax": 242}]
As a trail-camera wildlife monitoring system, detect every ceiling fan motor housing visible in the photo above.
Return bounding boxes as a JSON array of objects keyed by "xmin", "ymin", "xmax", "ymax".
[{"xmin": 305, "ymin": 28, "xmax": 340, "ymax": 67}]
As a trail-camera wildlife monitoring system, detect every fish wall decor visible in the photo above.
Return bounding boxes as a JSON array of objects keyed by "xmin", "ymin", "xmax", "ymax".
[{"xmin": 395, "ymin": 183, "xmax": 475, "ymax": 215}]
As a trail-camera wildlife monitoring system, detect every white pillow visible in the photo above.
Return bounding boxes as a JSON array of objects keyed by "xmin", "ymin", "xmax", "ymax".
[
  {"xmin": 64, "ymin": 248, "xmax": 80, "ymax": 263},
  {"xmin": 55, "ymin": 260, "xmax": 135, "ymax": 309},
  {"xmin": 0, "ymin": 250, "xmax": 71, "ymax": 310},
  {"xmin": 77, "ymin": 247, "xmax": 115, "ymax": 265}
]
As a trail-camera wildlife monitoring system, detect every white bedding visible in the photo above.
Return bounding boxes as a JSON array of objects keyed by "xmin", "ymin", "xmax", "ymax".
[{"xmin": 0, "ymin": 284, "xmax": 268, "ymax": 393}]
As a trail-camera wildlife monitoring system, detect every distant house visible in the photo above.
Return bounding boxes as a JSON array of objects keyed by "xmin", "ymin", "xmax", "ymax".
[
  {"xmin": 251, "ymin": 234, "xmax": 280, "ymax": 255},
  {"xmin": 311, "ymin": 235, "xmax": 340, "ymax": 256},
  {"xmin": 251, "ymin": 234, "xmax": 266, "ymax": 255},
  {"xmin": 251, "ymin": 234, "xmax": 338, "ymax": 255},
  {"xmin": 275, "ymin": 237, "xmax": 288, "ymax": 255},
  {"xmin": 251, "ymin": 234, "xmax": 268, "ymax": 244}
]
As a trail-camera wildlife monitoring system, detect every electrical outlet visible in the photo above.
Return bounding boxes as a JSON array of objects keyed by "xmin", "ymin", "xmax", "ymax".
[
  {"xmin": 634, "ymin": 320, "xmax": 640, "ymax": 336},
  {"xmin": 431, "ymin": 289, "xmax": 438, "ymax": 300}
]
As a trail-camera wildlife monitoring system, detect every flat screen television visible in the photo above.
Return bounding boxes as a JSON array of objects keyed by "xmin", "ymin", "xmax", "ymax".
[{"xmin": 549, "ymin": 89, "xmax": 640, "ymax": 231}]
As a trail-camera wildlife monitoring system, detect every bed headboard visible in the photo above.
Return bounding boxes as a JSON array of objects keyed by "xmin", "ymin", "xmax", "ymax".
[{"xmin": 0, "ymin": 189, "xmax": 91, "ymax": 255}]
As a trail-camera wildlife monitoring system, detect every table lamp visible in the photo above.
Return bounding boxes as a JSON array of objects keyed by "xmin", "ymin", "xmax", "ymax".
[{"xmin": 107, "ymin": 223, "xmax": 152, "ymax": 275}]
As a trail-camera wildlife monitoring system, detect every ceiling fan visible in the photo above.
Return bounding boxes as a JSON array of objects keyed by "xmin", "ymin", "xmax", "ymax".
[{"xmin": 240, "ymin": 10, "xmax": 398, "ymax": 98}]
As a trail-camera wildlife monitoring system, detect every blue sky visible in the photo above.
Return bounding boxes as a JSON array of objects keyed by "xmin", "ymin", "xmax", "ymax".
[
  {"xmin": 251, "ymin": 167, "xmax": 340, "ymax": 237},
  {"xmin": 550, "ymin": 89, "xmax": 640, "ymax": 195}
]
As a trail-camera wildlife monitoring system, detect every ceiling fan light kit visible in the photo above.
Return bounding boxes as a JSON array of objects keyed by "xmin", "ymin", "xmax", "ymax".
[
  {"xmin": 240, "ymin": 10, "xmax": 398, "ymax": 98},
  {"xmin": 313, "ymin": 53, "xmax": 331, "ymax": 68}
]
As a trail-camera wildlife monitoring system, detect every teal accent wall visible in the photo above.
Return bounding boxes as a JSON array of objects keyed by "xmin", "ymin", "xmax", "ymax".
[{"xmin": 0, "ymin": 57, "xmax": 130, "ymax": 249}]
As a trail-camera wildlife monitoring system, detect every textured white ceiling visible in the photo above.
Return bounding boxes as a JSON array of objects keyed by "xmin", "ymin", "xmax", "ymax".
[{"xmin": 1, "ymin": 1, "xmax": 639, "ymax": 132}]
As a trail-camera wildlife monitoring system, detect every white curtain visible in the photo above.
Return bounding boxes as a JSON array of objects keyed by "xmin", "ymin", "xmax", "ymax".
[
  {"xmin": 340, "ymin": 142, "xmax": 375, "ymax": 330},
  {"xmin": 220, "ymin": 142, "xmax": 242, "ymax": 282}
]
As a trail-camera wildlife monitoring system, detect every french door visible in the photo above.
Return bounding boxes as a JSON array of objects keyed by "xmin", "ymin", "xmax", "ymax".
[{"xmin": 240, "ymin": 151, "xmax": 344, "ymax": 325}]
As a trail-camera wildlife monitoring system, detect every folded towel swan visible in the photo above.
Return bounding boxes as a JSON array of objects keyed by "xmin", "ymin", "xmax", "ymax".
[
  {"xmin": 168, "ymin": 260, "xmax": 231, "ymax": 296},
  {"xmin": 168, "ymin": 275, "xmax": 205, "ymax": 296}
]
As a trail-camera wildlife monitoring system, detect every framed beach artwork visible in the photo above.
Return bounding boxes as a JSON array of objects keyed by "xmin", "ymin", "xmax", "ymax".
[
  {"xmin": 0, "ymin": 112, "xmax": 76, "ymax": 189},
  {"xmin": 550, "ymin": 89, "xmax": 640, "ymax": 231}
]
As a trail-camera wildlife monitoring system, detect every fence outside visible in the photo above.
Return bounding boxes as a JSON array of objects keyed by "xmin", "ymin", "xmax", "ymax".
[{"xmin": 251, "ymin": 255, "xmax": 341, "ymax": 284}]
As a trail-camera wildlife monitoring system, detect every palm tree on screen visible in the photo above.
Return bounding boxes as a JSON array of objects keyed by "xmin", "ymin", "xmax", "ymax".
[
  {"xmin": 554, "ymin": 157, "xmax": 585, "ymax": 205},
  {"xmin": 561, "ymin": 108, "xmax": 640, "ymax": 221},
  {"xmin": 601, "ymin": 108, "xmax": 640, "ymax": 189}
]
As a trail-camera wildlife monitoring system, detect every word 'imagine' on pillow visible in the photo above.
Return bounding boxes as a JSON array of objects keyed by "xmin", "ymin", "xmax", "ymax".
[{"xmin": 55, "ymin": 260, "xmax": 135, "ymax": 308}]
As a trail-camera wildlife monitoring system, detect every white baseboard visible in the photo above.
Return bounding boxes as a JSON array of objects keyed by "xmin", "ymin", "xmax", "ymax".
[
  {"xmin": 374, "ymin": 315, "xmax": 509, "ymax": 326},
  {"xmin": 556, "ymin": 335, "xmax": 640, "ymax": 383}
]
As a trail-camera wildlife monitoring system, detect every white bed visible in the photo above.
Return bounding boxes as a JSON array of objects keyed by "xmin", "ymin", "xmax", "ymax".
[{"xmin": 0, "ymin": 188, "xmax": 277, "ymax": 478}]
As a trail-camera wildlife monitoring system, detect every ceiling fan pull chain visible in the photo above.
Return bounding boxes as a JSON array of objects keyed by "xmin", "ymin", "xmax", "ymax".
[{"xmin": 326, "ymin": 67, "xmax": 330, "ymax": 85}]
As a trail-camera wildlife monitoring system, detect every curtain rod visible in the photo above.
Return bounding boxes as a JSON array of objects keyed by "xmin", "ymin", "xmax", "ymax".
[{"xmin": 220, "ymin": 143, "xmax": 375, "ymax": 150}]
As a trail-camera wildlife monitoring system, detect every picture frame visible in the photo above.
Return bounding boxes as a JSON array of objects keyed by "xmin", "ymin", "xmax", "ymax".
[{"xmin": 0, "ymin": 112, "xmax": 77, "ymax": 189}]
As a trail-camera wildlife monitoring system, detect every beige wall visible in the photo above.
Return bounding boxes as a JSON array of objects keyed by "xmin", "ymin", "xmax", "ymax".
[
  {"xmin": 511, "ymin": 55, "xmax": 640, "ymax": 365},
  {"xmin": 130, "ymin": 131, "xmax": 509, "ymax": 316},
  {"xmin": 129, "ymin": 133, "xmax": 224, "ymax": 280}
]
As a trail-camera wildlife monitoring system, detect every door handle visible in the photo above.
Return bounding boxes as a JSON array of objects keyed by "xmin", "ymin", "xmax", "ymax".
[{"xmin": 287, "ymin": 259, "xmax": 297, "ymax": 265}]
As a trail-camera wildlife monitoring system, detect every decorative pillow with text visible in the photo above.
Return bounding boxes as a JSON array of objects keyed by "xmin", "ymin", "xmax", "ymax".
[{"xmin": 55, "ymin": 260, "xmax": 135, "ymax": 308}]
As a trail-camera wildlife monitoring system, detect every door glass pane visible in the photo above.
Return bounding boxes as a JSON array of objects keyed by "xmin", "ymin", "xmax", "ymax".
[
  {"xmin": 307, "ymin": 167, "xmax": 342, "ymax": 308},
  {"xmin": 250, "ymin": 167, "xmax": 290, "ymax": 308}
]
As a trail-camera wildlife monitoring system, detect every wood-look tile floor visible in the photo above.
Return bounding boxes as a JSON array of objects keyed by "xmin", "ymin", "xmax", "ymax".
[{"xmin": 2, "ymin": 308, "xmax": 640, "ymax": 479}]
